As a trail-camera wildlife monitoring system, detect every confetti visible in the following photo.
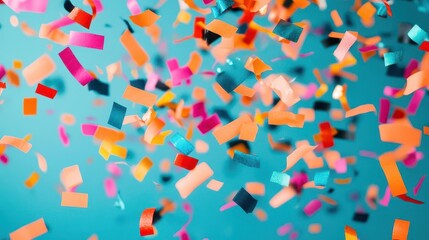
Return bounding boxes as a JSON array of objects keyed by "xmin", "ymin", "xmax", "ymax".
[
  {"xmin": 24, "ymin": 172, "xmax": 40, "ymax": 188},
  {"xmin": 122, "ymin": 85, "xmax": 157, "ymax": 107},
  {"xmin": 108, "ymin": 102, "xmax": 127, "ymax": 129},
  {"xmin": 9, "ymin": 218, "xmax": 47, "ymax": 240},
  {"xmin": 345, "ymin": 104, "xmax": 376, "ymax": 118},
  {"xmin": 132, "ymin": 157, "xmax": 153, "ymax": 182},
  {"xmin": 206, "ymin": 179, "xmax": 223, "ymax": 191},
  {"xmin": 233, "ymin": 187, "xmax": 257, "ymax": 213},
  {"xmin": 120, "ymin": 30, "xmax": 149, "ymax": 67},
  {"xmin": 23, "ymin": 97, "xmax": 37, "ymax": 116},
  {"xmin": 59, "ymin": 47, "xmax": 94, "ymax": 86},
  {"xmin": 333, "ymin": 31, "xmax": 357, "ymax": 61},
  {"xmin": 174, "ymin": 153, "xmax": 199, "ymax": 170},
  {"xmin": 175, "ymin": 162, "xmax": 213, "ymax": 199},
  {"xmin": 61, "ymin": 192, "xmax": 88, "ymax": 208},
  {"xmin": 60, "ymin": 165, "xmax": 83, "ymax": 191},
  {"xmin": 130, "ymin": 9, "xmax": 160, "ymax": 28},
  {"xmin": 392, "ymin": 219, "xmax": 410, "ymax": 240},
  {"xmin": 169, "ymin": 133, "xmax": 195, "ymax": 155},
  {"xmin": 35, "ymin": 83, "xmax": 57, "ymax": 99},
  {"xmin": 272, "ymin": 20, "xmax": 303, "ymax": 43},
  {"xmin": 22, "ymin": 54, "xmax": 55, "ymax": 86},
  {"xmin": 69, "ymin": 31, "xmax": 105, "ymax": 50},
  {"xmin": 270, "ymin": 171, "xmax": 291, "ymax": 186},
  {"xmin": 140, "ymin": 208, "xmax": 156, "ymax": 236}
]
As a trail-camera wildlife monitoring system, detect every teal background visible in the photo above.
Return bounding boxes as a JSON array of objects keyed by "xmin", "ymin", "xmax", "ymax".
[{"xmin": 1, "ymin": 0, "xmax": 429, "ymax": 239}]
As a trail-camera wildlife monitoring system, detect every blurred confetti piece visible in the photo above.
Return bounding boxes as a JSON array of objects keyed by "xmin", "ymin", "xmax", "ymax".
[
  {"xmin": 140, "ymin": 208, "xmax": 156, "ymax": 236},
  {"xmin": 0, "ymin": 135, "xmax": 32, "ymax": 153},
  {"xmin": 122, "ymin": 85, "xmax": 157, "ymax": 107},
  {"xmin": 69, "ymin": 31, "xmax": 105, "ymax": 50},
  {"xmin": 220, "ymin": 201, "xmax": 237, "ymax": 211},
  {"xmin": 60, "ymin": 165, "xmax": 83, "ymax": 191},
  {"xmin": 205, "ymin": 19, "xmax": 237, "ymax": 38},
  {"xmin": 277, "ymin": 223, "xmax": 293, "ymax": 236},
  {"xmin": 58, "ymin": 125, "xmax": 70, "ymax": 146},
  {"xmin": 308, "ymin": 223, "xmax": 322, "ymax": 234},
  {"xmin": 384, "ymin": 50, "xmax": 403, "ymax": 66},
  {"xmin": 378, "ymin": 152, "xmax": 407, "ymax": 197},
  {"xmin": 233, "ymin": 187, "xmax": 257, "ymax": 213},
  {"xmin": 3, "ymin": 0, "xmax": 48, "ymax": 13},
  {"xmin": 130, "ymin": 9, "xmax": 160, "ymax": 28},
  {"xmin": 408, "ymin": 24, "xmax": 428, "ymax": 45},
  {"xmin": 379, "ymin": 124, "xmax": 421, "ymax": 147},
  {"xmin": 24, "ymin": 172, "xmax": 40, "ymax": 188},
  {"xmin": 88, "ymin": 234, "xmax": 98, "ymax": 240},
  {"xmin": 232, "ymin": 151, "xmax": 260, "ymax": 168},
  {"xmin": 120, "ymin": 29, "xmax": 149, "ymax": 67},
  {"xmin": 286, "ymin": 144, "xmax": 317, "ymax": 171},
  {"xmin": 36, "ymin": 152, "xmax": 47, "ymax": 173},
  {"xmin": 94, "ymin": 125, "xmax": 125, "ymax": 143},
  {"xmin": 104, "ymin": 178, "xmax": 117, "ymax": 198},
  {"xmin": 314, "ymin": 171, "xmax": 330, "ymax": 186},
  {"xmin": 345, "ymin": 226, "xmax": 358, "ymax": 240},
  {"xmin": 270, "ymin": 171, "xmax": 291, "ymax": 186},
  {"xmin": 23, "ymin": 97, "xmax": 37, "ymax": 116},
  {"xmin": 59, "ymin": 47, "xmax": 94, "ymax": 86},
  {"xmin": 22, "ymin": 54, "xmax": 55, "ymax": 86},
  {"xmin": 270, "ymin": 187, "xmax": 296, "ymax": 208},
  {"xmin": 61, "ymin": 192, "xmax": 88, "ymax": 208},
  {"xmin": 35, "ymin": 83, "xmax": 57, "ymax": 99},
  {"xmin": 345, "ymin": 104, "xmax": 376, "ymax": 118},
  {"xmin": 207, "ymin": 179, "xmax": 223, "ymax": 191},
  {"xmin": 392, "ymin": 219, "xmax": 410, "ymax": 240},
  {"xmin": 404, "ymin": 70, "xmax": 429, "ymax": 95},
  {"xmin": 132, "ymin": 157, "xmax": 153, "ymax": 182},
  {"xmin": 245, "ymin": 182, "xmax": 265, "ymax": 196},
  {"xmin": 333, "ymin": 31, "xmax": 357, "ymax": 61},
  {"xmin": 9, "ymin": 218, "xmax": 47, "ymax": 240},
  {"xmin": 175, "ymin": 162, "xmax": 213, "ymax": 198},
  {"xmin": 303, "ymin": 199, "xmax": 322, "ymax": 216},
  {"xmin": 413, "ymin": 175, "xmax": 425, "ymax": 196}
]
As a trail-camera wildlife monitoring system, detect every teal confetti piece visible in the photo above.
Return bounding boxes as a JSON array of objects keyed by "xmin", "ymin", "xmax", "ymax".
[
  {"xmin": 384, "ymin": 50, "xmax": 403, "ymax": 66},
  {"xmin": 233, "ymin": 151, "xmax": 260, "ymax": 168},
  {"xmin": 272, "ymin": 20, "xmax": 303, "ymax": 43},
  {"xmin": 270, "ymin": 171, "xmax": 291, "ymax": 186},
  {"xmin": 169, "ymin": 133, "xmax": 195, "ymax": 155},
  {"xmin": 108, "ymin": 102, "xmax": 127, "ymax": 129},
  {"xmin": 408, "ymin": 24, "xmax": 428, "ymax": 45},
  {"xmin": 314, "ymin": 171, "xmax": 330, "ymax": 186}
]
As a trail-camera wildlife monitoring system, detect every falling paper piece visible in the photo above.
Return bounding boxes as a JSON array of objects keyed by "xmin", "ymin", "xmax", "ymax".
[
  {"xmin": 9, "ymin": 218, "xmax": 47, "ymax": 240},
  {"xmin": 175, "ymin": 162, "xmax": 213, "ymax": 198},
  {"xmin": 61, "ymin": 192, "xmax": 88, "ymax": 208}
]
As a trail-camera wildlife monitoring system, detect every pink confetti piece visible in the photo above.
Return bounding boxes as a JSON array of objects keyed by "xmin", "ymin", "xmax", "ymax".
[
  {"xmin": 403, "ymin": 151, "xmax": 423, "ymax": 168},
  {"xmin": 107, "ymin": 163, "xmax": 123, "ymax": 177},
  {"xmin": 192, "ymin": 101, "xmax": 207, "ymax": 119},
  {"xmin": 379, "ymin": 187, "xmax": 391, "ymax": 207},
  {"xmin": 166, "ymin": 59, "xmax": 193, "ymax": 86},
  {"xmin": 0, "ymin": 65, "xmax": 6, "ymax": 80},
  {"xmin": 299, "ymin": 51, "xmax": 314, "ymax": 57},
  {"xmin": 358, "ymin": 45, "xmax": 378, "ymax": 52},
  {"xmin": 145, "ymin": 72, "xmax": 159, "ymax": 91},
  {"xmin": 104, "ymin": 178, "xmax": 117, "ymax": 198},
  {"xmin": 379, "ymin": 98, "xmax": 390, "ymax": 124},
  {"xmin": 81, "ymin": 124, "xmax": 98, "ymax": 136},
  {"xmin": 0, "ymin": 154, "xmax": 8, "ymax": 164},
  {"xmin": 277, "ymin": 223, "xmax": 293, "ymax": 236},
  {"xmin": 303, "ymin": 199, "xmax": 322, "ymax": 216},
  {"xmin": 413, "ymin": 175, "xmax": 425, "ymax": 196},
  {"xmin": 59, "ymin": 47, "xmax": 94, "ymax": 86},
  {"xmin": 406, "ymin": 89, "xmax": 424, "ymax": 115},
  {"xmin": 69, "ymin": 31, "xmax": 105, "ymax": 50},
  {"xmin": 58, "ymin": 125, "xmax": 70, "ymax": 146},
  {"xmin": 290, "ymin": 231, "xmax": 299, "ymax": 240},
  {"xmin": 93, "ymin": 0, "xmax": 104, "ymax": 13},
  {"xmin": 47, "ymin": 15, "xmax": 74, "ymax": 31},
  {"xmin": 334, "ymin": 158, "xmax": 347, "ymax": 174},
  {"xmin": 404, "ymin": 59, "xmax": 419, "ymax": 79},
  {"xmin": 3, "ymin": 0, "xmax": 48, "ymax": 13},
  {"xmin": 127, "ymin": 0, "xmax": 141, "ymax": 14},
  {"xmin": 333, "ymin": 31, "xmax": 357, "ymax": 61},
  {"xmin": 219, "ymin": 201, "xmax": 237, "ymax": 211},
  {"xmin": 359, "ymin": 150, "xmax": 378, "ymax": 159},
  {"xmin": 383, "ymin": 86, "xmax": 402, "ymax": 97},
  {"xmin": 302, "ymin": 83, "xmax": 318, "ymax": 99}
]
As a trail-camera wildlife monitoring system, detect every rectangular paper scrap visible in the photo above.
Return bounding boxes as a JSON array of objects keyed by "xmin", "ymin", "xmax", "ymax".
[
  {"xmin": 22, "ymin": 54, "xmax": 55, "ymax": 86},
  {"xmin": 122, "ymin": 85, "xmax": 157, "ymax": 107},
  {"xmin": 120, "ymin": 29, "xmax": 149, "ymax": 67},
  {"xmin": 333, "ymin": 31, "xmax": 357, "ymax": 61},
  {"xmin": 392, "ymin": 219, "xmax": 410, "ymax": 240},
  {"xmin": 133, "ymin": 157, "xmax": 153, "ymax": 182},
  {"xmin": 213, "ymin": 114, "xmax": 252, "ymax": 144},
  {"xmin": 108, "ymin": 102, "xmax": 127, "ymax": 129},
  {"xmin": 379, "ymin": 124, "xmax": 421, "ymax": 147},
  {"xmin": 69, "ymin": 31, "xmax": 105, "ymax": 50},
  {"xmin": 23, "ymin": 97, "xmax": 37, "ymax": 116},
  {"xmin": 0, "ymin": 136, "xmax": 32, "ymax": 153},
  {"xmin": 379, "ymin": 152, "xmax": 407, "ymax": 197},
  {"xmin": 60, "ymin": 165, "xmax": 83, "ymax": 190},
  {"xmin": 175, "ymin": 162, "xmax": 213, "ymax": 199},
  {"xmin": 59, "ymin": 47, "xmax": 94, "ymax": 86},
  {"xmin": 35, "ymin": 83, "xmax": 57, "ymax": 99},
  {"xmin": 272, "ymin": 19, "xmax": 303, "ymax": 43},
  {"xmin": 205, "ymin": 19, "xmax": 238, "ymax": 38},
  {"xmin": 61, "ymin": 192, "xmax": 88, "ymax": 208},
  {"xmin": 345, "ymin": 104, "xmax": 376, "ymax": 118},
  {"xmin": 9, "ymin": 218, "xmax": 47, "ymax": 240}
]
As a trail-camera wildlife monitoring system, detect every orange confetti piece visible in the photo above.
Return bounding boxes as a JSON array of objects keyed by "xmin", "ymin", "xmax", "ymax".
[
  {"xmin": 60, "ymin": 165, "xmax": 83, "ymax": 191},
  {"xmin": 61, "ymin": 192, "xmax": 88, "ymax": 208},
  {"xmin": 285, "ymin": 144, "xmax": 317, "ymax": 171},
  {"xmin": 213, "ymin": 114, "xmax": 252, "ymax": 144},
  {"xmin": 130, "ymin": 9, "xmax": 160, "ymax": 28},
  {"xmin": 9, "ymin": 218, "xmax": 47, "ymax": 240},
  {"xmin": 345, "ymin": 226, "xmax": 358, "ymax": 240},
  {"xmin": 22, "ymin": 54, "xmax": 56, "ymax": 86},
  {"xmin": 144, "ymin": 118, "xmax": 165, "ymax": 144},
  {"xmin": 245, "ymin": 182, "xmax": 265, "ymax": 196},
  {"xmin": 392, "ymin": 219, "xmax": 410, "ymax": 240},
  {"xmin": 379, "ymin": 124, "xmax": 421, "ymax": 147},
  {"xmin": 120, "ymin": 30, "xmax": 149, "ymax": 67},
  {"xmin": 404, "ymin": 70, "xmax": 429, "ymax": 95},
  {"xmin": 23, "ymin": 97, "xmax": 37, "ymax": 116},
  {"xmin": 234, "ymin": 84, "xmax": 256, "ymax": 97},
  {"xmin": 345, "ymin": 104, "xmax": 376, "ymax": 118},
  {"xmin": 205, "ymin": 19, "xmax": 238, "ymax": 38},
  {"xmin": 268, "ymin": 111, "xmax": 305, "ymax": 128},
  {"xmin": 0, "ymin": 135, "xmax": 32, "ymax": 153},
  {"xmin": 330, "ymin": 10, "xmax": 343, "ymax": 27},
  {"xmin": 24, "ymin": 172, "xmax": 40, "ymax": 188},
  {"xmin": 269, "ymin": 187, "xmax": 296, "ymax": 208},
  {"xmin": 133, "ymin": 157, "xmax": 153, "ymax": 182},
  {"xmin": 175, "ymin": 162, "xmax": 213, "ymax": 198},
  {"xmin": 206, "ymin": 179, "xmax": 224, "ymax": 191},
  {"xmin": 94, "ymin": 126, "xmax": 126, "ymax": 143},
  {"xmin": 379, "ymin": 152, "xmax": 407, "ymax": 196},
  {"xmin": 213, "ymin": 82, "xmax": 233, "ymax": 103},
  {"xmin": 123, "ymin": 85, "xmax": 157, "ymax": 107},
  {"xmin": 239, "ymin": 122, "xmax": 258, "ymax": 142}
]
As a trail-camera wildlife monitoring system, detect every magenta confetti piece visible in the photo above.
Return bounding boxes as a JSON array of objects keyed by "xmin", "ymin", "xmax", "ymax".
[
  {"xmin": 0, "ymin": 154, "xmax": 8, "ymax": 164},
  {"xmin": 407, "ymin": 89, "xmax": 424, "ymax": 115},
  {"xmin": 379, "ymin": 187, "xmax": 391, "ymax": 207},
  {"xmin": 197, "ymin": 114, "xmax": 221, "ymax": 134},
  {"xmin": 404, "ymin": 59, "xmax": 419, "ymax": 78},
  {"xmin": 303, "ymin": 199, "xmax": 322, "ymax": 216},
  {"xmin": 379, "ymin": 98, "xmax": 390, "ymax": 124},
  {"xmin": 413, "ymin": 175, "xmax": 426, "ymax": 196},
  {"xmin": 104, "ymin": 178, "xmax": 117, "ymax": 198},
  {"xmin": 277, "ymin": 223, "xmax": 293, "ymax": 236},
  {"xmin": 219, "ymin": 201, "xmax": 237, "ymax": 212},
  {"xmin": 358, "ymin": 45, "xmax": 378, "ymax": 52},
  {"xmin": 58, "ymin": 125, "xmax": 70, "ymax": 146}
]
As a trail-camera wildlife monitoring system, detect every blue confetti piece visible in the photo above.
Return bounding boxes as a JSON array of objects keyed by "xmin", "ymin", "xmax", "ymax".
[
  {"xmin": 372, "ymin": 2, "xmax": 387, "ymax": 18},
  {"xmin": 314, "ymin": 171, "xmax": 330, "ymax": 186},
  {"xmin": 108, "ymin": 102, "xmax": 127, "ymax": 129},
  {"xmin": 384, "ymin": 50, "xmax": 403, "ymax": 66},
  {"xmin": 408, "ymin": 24, "xmax": 428, "ymax": 45},
  {"xmin": 270, "ymin": 171, "xmax": 290, "ymax": 186},
  {"xmin": 232, "ymin": 151, "xmax": 260, "ymax": 168},
  {"xmin": 272, "ymin": 20, "xmax": 303, "ymax": 43},
  {"xmin": 169, "ymin": 133, "xmax": 195, "ymax": 155}
]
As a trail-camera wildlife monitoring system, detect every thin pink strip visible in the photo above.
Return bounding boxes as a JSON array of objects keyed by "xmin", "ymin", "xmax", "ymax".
[{"xmin": 69, "ymin": 31, "xmax": 105, "ymax": 50}]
